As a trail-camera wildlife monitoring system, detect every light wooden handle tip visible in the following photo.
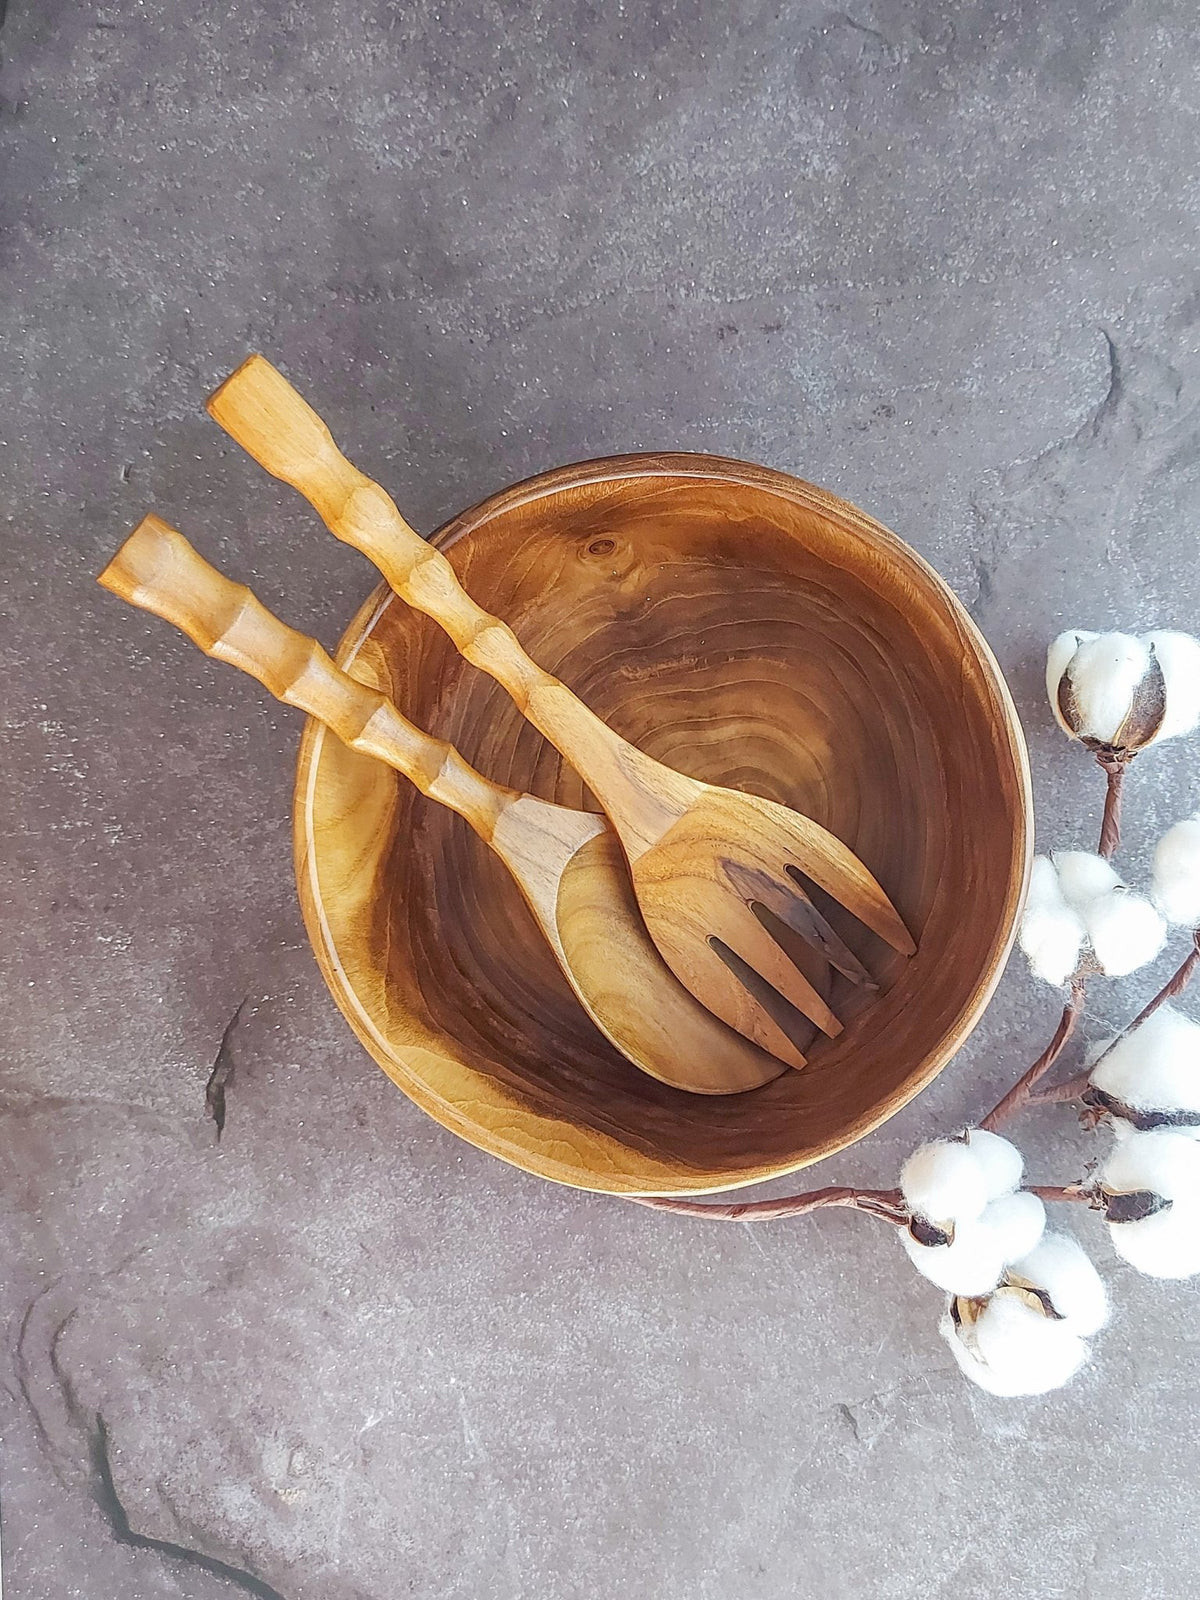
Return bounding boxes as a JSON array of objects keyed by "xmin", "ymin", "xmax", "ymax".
[
  {"xmin": 205, "ymin": 351, "xmax": 272, "ymax": 417},
  {"xmin": 97, "ymin": 512, "xmax": 180, "ymax": 603},
  {"xmin": 206, "ymin": 354, "xmax": 338, "ymax": 490}
]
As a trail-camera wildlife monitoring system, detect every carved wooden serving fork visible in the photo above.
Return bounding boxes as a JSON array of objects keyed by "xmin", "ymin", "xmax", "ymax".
[{"xmin": 207, "ymin": 357, "xmax": 915, "ymax": 1067}]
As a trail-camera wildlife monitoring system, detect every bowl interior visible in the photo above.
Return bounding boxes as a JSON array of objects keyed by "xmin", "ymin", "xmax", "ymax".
[{"xmin": 295, "ymin": 454, "xmax": 1030, "ymax": 1194}]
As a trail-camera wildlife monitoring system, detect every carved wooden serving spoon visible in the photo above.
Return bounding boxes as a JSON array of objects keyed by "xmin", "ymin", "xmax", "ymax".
[
  {"xmin": 207, "ymin": 357, "xmax": 915, "ymax": 1068},
  {"xmin": 98, "ymin": 513, "xmax": 826, "ymax": 1092}
]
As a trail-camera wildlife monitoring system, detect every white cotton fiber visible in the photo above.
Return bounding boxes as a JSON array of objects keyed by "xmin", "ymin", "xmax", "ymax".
[
  {"xmin": 940, "ymin": 1296, "xmax": 1091, "ymax": 1397},
  {"xmin": 1056, "ymin": 633, "xmax": 1152, "ymax": 744},
  {"xmin": 963, "ymin": 1128, "xmax": 1024, "ymax": 1199},
  {"xmin": 1152, "ymin": 816, "xmax": 1200, "ymax": 927},
  {"xmin": 1102, "ymin": 1130, "xmax": 1200, "ymax": 1278},
  {"xmin": 1089, "ymin": 1005, "xmax": 1200, "ymax": 1117},
  {"xmin": 1019, "ymin": 857, "xmax": 1086, "ymax": 986},
  {"xmin": 1084, "ymin": 888, "xmax": 1167, "ymax": 977},
  {"xmin": 900, "ymin": 1217, "xmax": 1006, "ymax": 1296},
  {"xmin": 899, "ymin": 1140, "xmax": 988, "ymax": 1225},
  {"xmin": 1053, "ymin": 850, "xmax": 1122, "ymax": 911},
  {"xmin": 900, "ymin": 1177, "xmax": 1043, "ymax": 1297},
  {"xmin": 1047, "ymin": 631, "xmax": 1096, "ymax": 738},
  {"xmin": 1102, "ymin": 1127, "xmax": 1200, "ymax": 1199},
  {"xmin": 1009, "ymin": 1232, "xmax": 1109, "ymax": 1337},
  {"xmin": 978, "ymin": 1191, "xmax": 1047, "ymax": 1263},
  {"xmin": 1145, "ymin": 631, "xmax": 1200, "ymax": 743},
  {"xmin": 1108, "ymin": 1207, "xmax": 1200, "ymax": 1279}
]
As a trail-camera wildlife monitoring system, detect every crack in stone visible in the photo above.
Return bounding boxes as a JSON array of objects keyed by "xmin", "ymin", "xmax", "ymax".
[
  {"xmin": 831, "ymin": 11, "xmax": 901, "ymax": 60},
  {"xmin": 969, "ymin": 555, "xmax": 995, "ymax": 622},
  {"xmin": 20, "ymin": 1284, "xmax": 287, "ymax": 1599},
  {"xmin": 87, "ymin": 1414, "xmax": 288, "ymax": 1600},
  {"xmin": 206, "ymin": 996, "xmax": 248, "ymax": 1142},
  {"xmin": 1083, "ymin": 327, "xmax": 1122, "ymax": 443},
  {"xmin": 13, "ymin": 1279, "xmax": 72, "ymax": 1483}
]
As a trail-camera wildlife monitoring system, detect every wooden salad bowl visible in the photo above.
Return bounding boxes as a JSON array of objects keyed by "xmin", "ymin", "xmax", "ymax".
[{"xmin": 295, "ymin": 453, "xmax": 1031, "ymax": 1195}]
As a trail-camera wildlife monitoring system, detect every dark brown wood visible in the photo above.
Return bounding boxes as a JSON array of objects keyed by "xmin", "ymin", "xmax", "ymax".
[{"xmin": 294, "ymin": 453, "xmax": 1032, "ymax": 1194}]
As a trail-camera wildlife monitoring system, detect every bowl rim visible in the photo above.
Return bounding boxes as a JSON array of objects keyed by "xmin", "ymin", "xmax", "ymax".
[{"xmin": 293, "ymin": 451, "xmax": 1033, "ymax": 1194}]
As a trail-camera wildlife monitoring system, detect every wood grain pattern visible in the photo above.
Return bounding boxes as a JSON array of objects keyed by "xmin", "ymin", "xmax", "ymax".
[
  {"xmin": 211, "ymin": 357, "xmax": 912, "ymax": 1063},
  {"xmin": 294, "ymin": 454, "xmax": 1032, "ymax": 1195},
  {"xmin": 98, "ymin": 514, "xmax": 788, "ymax": 1097}
]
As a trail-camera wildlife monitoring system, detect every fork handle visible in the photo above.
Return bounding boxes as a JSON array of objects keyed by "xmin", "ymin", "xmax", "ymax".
[
  {"xmin": 206, "ymin": 357, "xmax": 691, "ymax": 850},
  {"xmin": 98, "ymin": 515, "xmax": 518, "ymax": 841}
]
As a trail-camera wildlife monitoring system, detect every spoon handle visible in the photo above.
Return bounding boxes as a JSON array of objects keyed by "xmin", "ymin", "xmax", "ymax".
[
  {"xmin": 98, "ymin": 514, "xmax": 518, "ymax": 841},
  {"xmin": 206, "ymin": 357, "xmax": 682, "ymax": 843}
]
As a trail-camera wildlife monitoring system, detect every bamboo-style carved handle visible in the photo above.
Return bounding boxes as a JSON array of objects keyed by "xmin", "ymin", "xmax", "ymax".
[
  {"xmin": 98, "ymin": 515, "xmax": 517, "ymax": 840},
  {"xmin": 206, "ymin": 356, "xmax": 626, "ymax": 796}
]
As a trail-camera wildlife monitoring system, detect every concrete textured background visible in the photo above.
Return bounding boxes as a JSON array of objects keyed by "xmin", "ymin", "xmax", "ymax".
[{"xmin": 3, "ymin": 2, "xmax": 1200, "ymax": 1596}]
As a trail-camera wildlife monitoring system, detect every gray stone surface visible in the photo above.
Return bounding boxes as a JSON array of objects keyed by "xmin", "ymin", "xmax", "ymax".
[{"xmin": 3, "ymin": 1, "xmax": 1200, "ymax": 1595}]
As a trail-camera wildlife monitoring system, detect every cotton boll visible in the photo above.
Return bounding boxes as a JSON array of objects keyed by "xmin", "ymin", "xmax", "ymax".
[
  {"xmin": 1019, "ymin": 857, "xmax": 1086, "ymax": 986},
  {"xmin": 1050, "ymin": 632, "xmax": 1155, "ymax": 745},
  {"xmin": 1025, "ymin": 854, "xmax": 1069, "ymax": 917},
  {"xmin": 1102, "ymin": 1127, "xmax": 1200, "ymax": 1200},
  {"xmin": 1108, "ymin": 1205, "xmax": 1200, "ymax": 1278},
  {"xmin": 1084, "ymin": 888, "xmax": 1167, "ymax": 977},
  {"xmin": 1052, "ymin": 850, "xmax": 1122, "ymax": 911},
  {"xmin": 1009, "ymin": 1233, "xmax": 1109, "ymax": 1337},
  {"xmin": 941, "ymin": 1296, "xmax": 1091, "ymax": 1397},
  {"xmin": 1102, "ymin": 1131, "xmax": 1200, "ymax": 1278},
  {"xmin": 900, "ymin": 1216, "xmax": 1006, "ymax": 1296},
  {"xmin": 974, "ymin": 1294, "xmax": 1092, "ymax": 1393},
  {"xmin": 963, "ymin": 1128, "xmax": 1024, "ymax": 1199},
  {"xmin": 1144, "ymin": 631, "xmax": 1200, "ymax": 744},
  {"xmin": 1089, "ymin": 1005, "xmax": 1200, "ymax": 1119},
  {"xmin": 1152, "ymin": 816, "xmax": 1200, "ymax": 927},
  {"xmin": 977, "ymin": 1191, "xmax": 1047, "ymax": 1263},
  {"xmin": 899, "ymin": 1140, "xmax": 988, "ymax": 1226},
  {"xmin": 1046, "ymin": 630, "xmax": 1098, "ymax": 739},
  {"xmin": 900, "ymin": 1187, "xmax": 1042, "ymax": 1297}
]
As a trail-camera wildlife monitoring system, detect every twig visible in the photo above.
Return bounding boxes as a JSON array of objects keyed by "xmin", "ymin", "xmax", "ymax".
[
  {"xmin": 1029, "ymin": 1070, "xmax": 1091, "ymax": 1106},
  {"xmin": 1095, "ymin": 748, "xmax": 1131, "ymax": 859},
  {"xmin": 1029, "ymin": 928, "xmax": 1200, "ymax": 1108},
  {"xmin": 1027, "ymin": 1183, "xmax": 1095, "ymax": 1205},
  {"xmin": 978, "ymin": 976, "xmax": 1087, "ymax": 1131},
  {"xmin": 1090, "ymin": 928, "xmax": 1200, "ymax": 1069},
  {"xmin": 630, "ymin": 1181, "xmax": 1094, "ymax": 1223},
  {"xmin": 629, "ymin": 1186, "xmax": 907, "ymax": 1224}
]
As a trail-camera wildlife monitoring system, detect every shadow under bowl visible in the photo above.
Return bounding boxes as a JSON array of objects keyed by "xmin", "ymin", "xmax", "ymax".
[{"xmin": 294, "ymin": 453, "xmax": 1031, "ymax": 1195}]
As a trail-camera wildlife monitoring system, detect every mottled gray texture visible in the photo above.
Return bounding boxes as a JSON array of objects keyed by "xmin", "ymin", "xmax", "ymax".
[{"xmin": 3, "ymin": 2, "xmax": 1200, "ymax": 1596}]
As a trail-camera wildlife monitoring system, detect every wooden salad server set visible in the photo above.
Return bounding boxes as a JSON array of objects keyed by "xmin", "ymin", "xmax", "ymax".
[
  {"xmin": 100, "ymin": 515, "xmax": 790, "ymax": 1093},
  {"xmin": 100, "ymin": 356, "xmax": 915, "ymax": 1093}
]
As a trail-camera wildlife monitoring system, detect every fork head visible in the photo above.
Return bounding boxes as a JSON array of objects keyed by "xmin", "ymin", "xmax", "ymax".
[{"xmin": 627, "ymin": 786, "xmax": 916, "ymax": 1069}]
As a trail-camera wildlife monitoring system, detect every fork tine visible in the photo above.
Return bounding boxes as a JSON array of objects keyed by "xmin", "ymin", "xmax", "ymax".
[
  {"xmin": 720, "ymin": 856, "xmax": 876, "ymax": 985},
  {"xmin": 707, "ymin": 939, "xmax": 813, "ymax": 1068},
  {"xmin": 753, "ymin": 881, "xmax": 876, "ymax": 989},
  {"xmin": 782, "ymin": 822, "xmax": 916, "ymax": 956},
  {"xmin": 720, "ymin": 911, "xmax": 844, "ymax": 1040}
]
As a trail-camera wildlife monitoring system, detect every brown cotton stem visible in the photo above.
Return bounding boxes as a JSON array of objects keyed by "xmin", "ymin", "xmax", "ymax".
[
  {"xmin": 1096, "ymin": 749, "xmax": 1131, "ymax": 860},
  {"xmin": 1087, "ymin": 928, "xmax": 1200, "ymax": 1073},
  {"xmin": 1027, "ymin": 1183, "xmax": 1095, "ymax": 1205},
  {"xmin": 1029, "ymin": 1070, "xmax": 1092, "ymax": 1106},
  {"xmin": 628, "ymin": 1186, "xmax": 907, "ymax": 1224},
  {"xmin": 978, "ymin": 975, "xmax": 1087, "ymax": 1131}
]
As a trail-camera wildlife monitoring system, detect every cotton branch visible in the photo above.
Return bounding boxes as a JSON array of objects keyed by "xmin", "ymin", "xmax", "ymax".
[
  {"xmin": 1095, "ymin": 748, "xmax": 1132, "ymax": 860},
  {"xmin": 629, "ymin": 1183, "xmax": 1093, "ymax": 1224},
  {"xmin": 628, "ymin": 1186, "xmax": 907, "ymax": 1224},
  {"xmin": 978, "ymin": 976, "xmax": 1087, "ymax": 1131},
  {"xmin": 1030, "ymin": 928, "xmax": 1200, "ymax": 1109}
]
